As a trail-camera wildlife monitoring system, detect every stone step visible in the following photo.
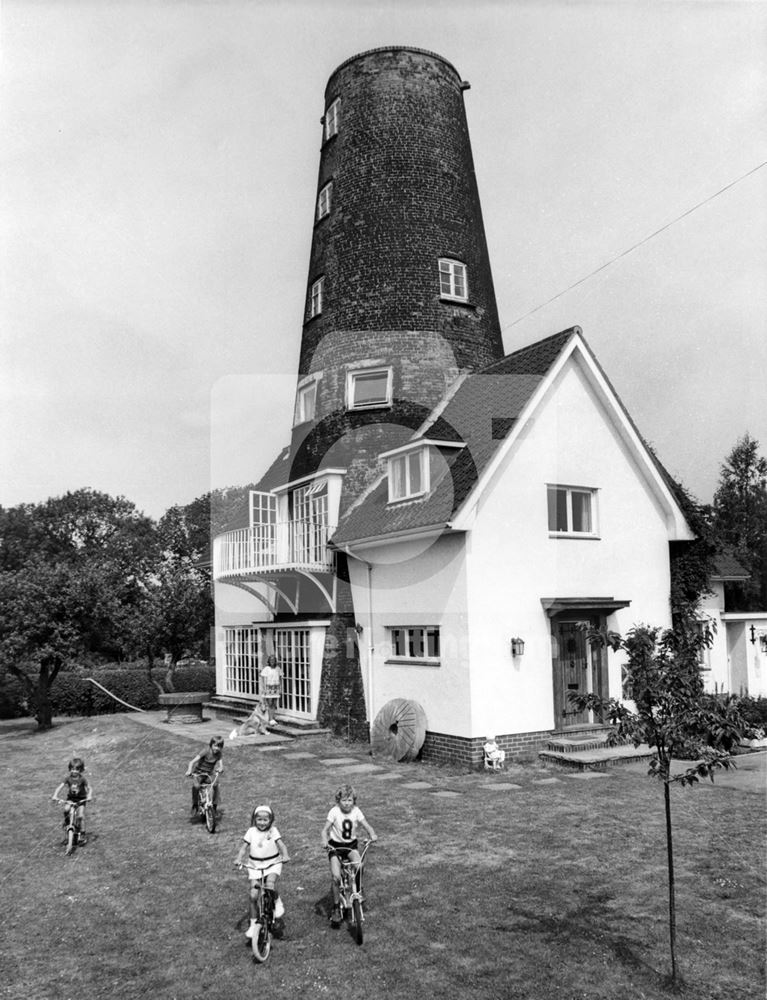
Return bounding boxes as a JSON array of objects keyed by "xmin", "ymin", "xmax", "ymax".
[
  {"xmin": 539, "ymin": 743, "xmax": 655, "ymax": 772},
  {"xmin": 204, "ymin": 698, "xmax": 331, "ymax": 740},
  {"xmin": 545, "ymin": 735, "xmax": 610, "ymax": 753}
]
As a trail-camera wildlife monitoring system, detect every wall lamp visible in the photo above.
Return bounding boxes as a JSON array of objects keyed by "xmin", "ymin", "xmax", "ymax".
[
  {"xmin": 749, "ymin": 624, "xmax": 756, "ymax": 644},
  {"xmin": 510, "ymin": 637, "xmax": 525, "ymax": 657}
]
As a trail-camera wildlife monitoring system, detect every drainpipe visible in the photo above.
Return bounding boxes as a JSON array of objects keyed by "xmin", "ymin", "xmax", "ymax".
[{"xmin": 340, "ymin": 545, "xmax": 374, "ymax": 735}]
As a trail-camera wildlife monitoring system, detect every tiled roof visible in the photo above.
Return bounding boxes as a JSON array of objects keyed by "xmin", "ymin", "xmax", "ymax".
[
  {"xmin": 332, "ymin": 329, "xmax": 578, "ymax": 544},
  {"xmin": 712, "ymin": 549, "xmax": 750, "ymax": 580}
]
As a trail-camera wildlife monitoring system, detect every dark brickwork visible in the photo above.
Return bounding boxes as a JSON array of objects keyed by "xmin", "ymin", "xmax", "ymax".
[
  {"xmin": 297, "ymin": 47, "xmax": 502, "ymax": 439},
  {"xmin": 316, "ymin": 605, "xmax": 369, "ymax": 742},
  {"xmin": 421, "ymin": 729, "xmax": 554, "ymax": 768}
]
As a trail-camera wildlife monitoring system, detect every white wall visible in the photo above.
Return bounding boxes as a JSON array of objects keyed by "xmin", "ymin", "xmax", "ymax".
[
  {"xmin": 346, "ymin": 532, "xmax": 471, "ymax": 734},
  {"xmin": 463, "ymin": 359, "xmax": 676, "ymax": 737}
]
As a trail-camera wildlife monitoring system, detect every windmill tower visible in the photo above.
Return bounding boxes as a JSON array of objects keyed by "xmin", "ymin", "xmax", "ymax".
[
  {"xmin": 288, "ymin": 46, "xmax": 503, "ymax": 500},
  {"xmin": 215, "ymin": 47, "xmax": 503, "ymax": 739}
]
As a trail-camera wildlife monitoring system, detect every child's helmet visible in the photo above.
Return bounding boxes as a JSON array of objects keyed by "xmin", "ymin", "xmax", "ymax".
[
  {"xmin": 335, "ymin": 784, "xmax": 357, "ymax": 803},
  {"xmin": 251, "ymin": 804, "xmax": 274, "ymax": 827}
]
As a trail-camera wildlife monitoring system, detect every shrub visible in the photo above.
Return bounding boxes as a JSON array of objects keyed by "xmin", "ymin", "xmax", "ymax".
[{"xmin": 737, "ymin": 695, "xmax": 767, "ymax": 728}]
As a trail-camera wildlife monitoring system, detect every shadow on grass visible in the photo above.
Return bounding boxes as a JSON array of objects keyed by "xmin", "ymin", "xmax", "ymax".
[{"xmin": 500, "ymin": 893, "xmax": 673, "ymax": 993}]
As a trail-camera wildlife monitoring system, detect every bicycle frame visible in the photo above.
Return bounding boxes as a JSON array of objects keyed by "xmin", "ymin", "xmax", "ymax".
[
  {"xmin": 193, "ymin": 772, "xmax": 219, "ymax": 833},
  {"xmin": 54, "ymin": 798, "xmax": 85, "ymax": 855},
  {"xmin": 328, "ymin": 840, "xmax": 371, "ymax": 944},
  {"xmin": 239, "ymin": 859, "xmax": 283, "ymax": 962}
]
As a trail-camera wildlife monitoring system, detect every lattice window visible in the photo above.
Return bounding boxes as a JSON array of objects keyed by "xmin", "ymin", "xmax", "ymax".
[
  {"xmin": 223, "ymin": 627, "xmax": 259, "ymax": 696},
  {"xmin": 275, "ymin": 629, "xmax": 311, "ymax": 714}
]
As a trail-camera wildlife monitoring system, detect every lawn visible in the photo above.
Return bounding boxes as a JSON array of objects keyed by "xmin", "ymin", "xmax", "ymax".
[{"xmin": 2, "ymin": 714, "xmax": 765, "ymax": 1000}]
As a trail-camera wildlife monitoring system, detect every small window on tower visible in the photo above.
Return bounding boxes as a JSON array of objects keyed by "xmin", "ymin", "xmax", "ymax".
[
  {"xmin": 324, "ymin": 98, "xmax": 340, "ymax": 141},
  {"xmin": 438, "ymin": 259, "xmax": 468, "ymax": 301},
  {"xmin": 347, "ymin": 368, "xmax": 392, "ymax": 410},
  {"xmin": 294, "ymin": 380, "xmax": 318, "ymax": 426},
  {"xmin": 317, "ymin": 182, "xmax": 332, "ymax": 221},
  {"xmin": 309, "ymin": 277, "xmax": 324, "ymax": 319}
]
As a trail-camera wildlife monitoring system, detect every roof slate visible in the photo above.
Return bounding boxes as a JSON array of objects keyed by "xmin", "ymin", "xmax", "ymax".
[{"xmin": 332, "ymin": 328, "xmax": 578, "ymax": 544}]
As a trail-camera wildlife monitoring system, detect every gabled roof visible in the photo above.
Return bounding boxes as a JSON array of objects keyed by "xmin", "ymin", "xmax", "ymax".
[
  {"xmin": 711, "ymin": 549, "xmax": 750, "ymax": 581},
  {"xmin": 332, "ymin": 326, "xmax": 694, "ymax": 547}
]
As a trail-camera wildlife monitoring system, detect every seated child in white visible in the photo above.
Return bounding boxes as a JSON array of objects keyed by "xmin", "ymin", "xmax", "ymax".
[{"xmin": 484, "ymin": 735, "xmax": 506, "ymax": 765}]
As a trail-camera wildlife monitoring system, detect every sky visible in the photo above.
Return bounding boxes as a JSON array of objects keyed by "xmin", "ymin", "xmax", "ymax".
[{"xmin": 1, "ymin": 0, "xmax": 765, "ymax": 521}]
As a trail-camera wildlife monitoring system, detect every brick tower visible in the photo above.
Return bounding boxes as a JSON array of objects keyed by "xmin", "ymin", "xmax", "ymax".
[
  {"xmin": 213, "ymin": 47, "xmax": 504, "ymax": 744},
  {"xmin": 289, "ymin": 46, "xmax": 503, "ymax": 501}
]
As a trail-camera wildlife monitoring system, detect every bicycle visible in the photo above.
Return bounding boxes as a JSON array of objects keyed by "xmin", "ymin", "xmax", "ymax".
[
  {"xmin": 189, "ymin": 772, "xmax": 219, "ymax": 833},
  {"xmin": 326, "ymin": 839, "xmax": 372, "ymax": 945},
  {"xmin": 53, "ymin": 798, "xmax": 88, "ymax": 856},
  {"xmin": 235, "ymin": 859, "xmax": 287, "ymax": 963}
]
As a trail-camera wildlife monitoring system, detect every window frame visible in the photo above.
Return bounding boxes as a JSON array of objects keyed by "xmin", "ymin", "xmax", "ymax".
[
  {"xmin": 547, "ymin": 484, "xmax": 599, "ymax": 537},
  {"xmin": 388, "ymin": 448, "xmax": 428, "ymax": 503},
  {"xmin": 387, "ymin": 626, "xmax": 441, "ymax": 664},
  {"xmin": 438, "ymin": 258, "xmax": 468, "ymax": 302},
  {"xmin": 309, "ymin": 277, "xmax": 324, "ymax": 319},
  {"xmin": 346, "ymin": 366, "xmax": 393, "ymax": 411},
  {"xmin": 316, "ymin": 181, "xmax": 332, "ymax": 221},
  {"xmin": 324, "ymin": 98, "xmax": 340, "ymax": 141},
  {"xmin": 294, "ymin": 379, "xmax": 318, "ymax": 426}
]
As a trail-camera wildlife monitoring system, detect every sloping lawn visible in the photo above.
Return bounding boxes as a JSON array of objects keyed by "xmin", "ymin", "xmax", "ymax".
[{"xmin": 2, "ymin": 715, "xmax": 764, "ymax": 1000}]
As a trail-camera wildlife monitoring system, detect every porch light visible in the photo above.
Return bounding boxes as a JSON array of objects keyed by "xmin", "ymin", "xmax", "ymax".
[{"xmin": 510, "ymin": 637, "xmax": 525, "ymax": 657}]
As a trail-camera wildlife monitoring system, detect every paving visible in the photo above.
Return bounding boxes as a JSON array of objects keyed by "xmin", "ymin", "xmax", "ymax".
[{"xmin": 6, "ymin": 712, "xmax": 764, "ymax": 798}]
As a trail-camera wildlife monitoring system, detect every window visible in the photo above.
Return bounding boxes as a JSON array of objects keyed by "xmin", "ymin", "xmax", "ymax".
[
  {"xmin": 309, "ymin": 277, "xmax": 324, "ymax": 318},
  {"xmin": 294, "ymin": 380, "xmax": 317, "ymax": 425},
  {"xmin": 389, "ymin": 449, "xmax": 427, "ymax": 502},
  {"xmin": 547, "ymin": 486, "xmax": 597, "ymax": 535},
  {"xmin": 438, "ymin": 258, "xmax": 468, "ymax": 301},
  {"xmin": 347, "ymin": 367, "xmax": 392, "ymax": 410},
  {"xmin": 317, "ymin": 181, "xmax": 332, "ymax": 221},
  {"xmin": 389, "ymin": 626, "xmax": 440, "ymax": 661},
  {"xmin": 324, "ymin": 98, "xmax": 340, "ymax": 141}
]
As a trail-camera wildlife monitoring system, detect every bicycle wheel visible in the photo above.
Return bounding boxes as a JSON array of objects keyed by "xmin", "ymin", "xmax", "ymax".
[
  {"xmin": 351, "ymin": 898, "xmax": 364, "ymax": 945},
  {"xmin": 66, "ymin": 823, "xmax": 76, "ymax": 856},
  {"xmin": 204, "ymin": 803, "xmax": 216, "ymax": 834},
  {"xmin": 252, "ymin": 920, "xmax": 271, "ymax": 962}
]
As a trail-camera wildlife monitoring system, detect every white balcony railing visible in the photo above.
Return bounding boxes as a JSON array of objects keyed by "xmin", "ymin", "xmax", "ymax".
[{"xmin": 213, "ymin": 520, "xmax": 335, "ymax": 579}]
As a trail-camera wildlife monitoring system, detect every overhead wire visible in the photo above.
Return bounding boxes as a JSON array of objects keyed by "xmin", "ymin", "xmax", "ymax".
[{"xmin": 502, "ymin": 159, "xmax": 767, "ymax": 332}]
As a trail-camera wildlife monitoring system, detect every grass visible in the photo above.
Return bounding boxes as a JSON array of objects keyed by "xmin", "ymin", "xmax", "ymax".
[{"xmin": 2, "ymin": 714, "xmax": 765, "ymax": 1000}]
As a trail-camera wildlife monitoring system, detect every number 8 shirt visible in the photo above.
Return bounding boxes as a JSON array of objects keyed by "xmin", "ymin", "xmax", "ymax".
[{"xmin": 326, "ymin": 805, "xmax": 366, "ymax": 849}]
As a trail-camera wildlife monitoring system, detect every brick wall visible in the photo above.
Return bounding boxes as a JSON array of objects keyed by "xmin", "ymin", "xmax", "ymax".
[{"xmin": 421, "ymin": 729, "xmax": 554, "ymax": 768}]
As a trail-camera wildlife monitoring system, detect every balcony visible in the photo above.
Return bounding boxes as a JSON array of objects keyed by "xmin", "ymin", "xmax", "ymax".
[{"xmin": 213, "ymin": 520, "xmax": 335, "ymax": 580}]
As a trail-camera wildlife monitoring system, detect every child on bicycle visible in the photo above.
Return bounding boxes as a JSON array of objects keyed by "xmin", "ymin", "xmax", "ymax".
[
  {"xmin": 234, "ymin": 804, "xmax": 290, "ymax": 939},
  {"xmin": 185, "ymin": 736, "xmax": 224, "ymax": 816},
  {"xmin": 51, "ymin": 757, "xmax": 92, "ymax": 844},
  {"xmin": 321, "ymin": 784, "xmax": 377, "ymax": 927}
]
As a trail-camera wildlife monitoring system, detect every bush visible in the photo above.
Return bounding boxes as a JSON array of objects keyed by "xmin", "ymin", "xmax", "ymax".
[
  {"xmin": 0, "ymin": 662, "xmax": 217, "ymax": 719},
  {"xmin": 737, "ymin": 695, "xmax": 767, "ymax": 728}
]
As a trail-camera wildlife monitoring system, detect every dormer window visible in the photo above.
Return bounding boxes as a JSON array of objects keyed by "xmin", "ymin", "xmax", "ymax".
[
  {"xmin": 389, "ymin": 449, "xmax": 428, "ymax": 502},
  {"xmin": 347, "ymin": 367, "xmax": 392, "ymax": 410},
  {"xmin": 438, "ymin": 258, "xmax": 468, "ymax": 301},
  {"xmin": 317, "ymin": 182, "xmax": 332, "ymax": 221},
  {"xmin": 309, "ymin": 277, "xmax": 324, "ymax": 318},
  {"xmin": 324, "ymin": 98, "xmax": 340, "ymax": 141},
  {"xmin": 294, "ymin": 379, "xmax": 318, "ymax": 426}
]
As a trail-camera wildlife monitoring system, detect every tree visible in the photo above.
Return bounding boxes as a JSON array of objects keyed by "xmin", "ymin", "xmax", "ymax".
[
  {"xmin": 572, "ymin": 623, "xmax": 750, "ymax": 990},
  {"xmin": 0, "ymin": 557, "xmax": 110, "ymax": 728},
  {"xmin": 712, "ymin": 433, "xmax": 767, "ymax": 609},
  {"xmin": 126, "ymin": 554, "xmax": 213, "ymax": 692}
]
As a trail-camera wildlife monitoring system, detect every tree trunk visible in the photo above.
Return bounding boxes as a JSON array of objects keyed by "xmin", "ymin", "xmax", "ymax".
[
  {"xmin": 35, "ymin": 660, "xmax": 54, "ymax": 729},
  {"xmin": 664, "ymin": 778, "xmax": 679, "ymax": 989}
]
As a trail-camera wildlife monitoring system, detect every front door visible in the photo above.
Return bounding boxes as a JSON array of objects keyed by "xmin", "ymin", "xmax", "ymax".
[{"xmin": 551, "ymin": 617, "xmax": 607, "ymax": 728}]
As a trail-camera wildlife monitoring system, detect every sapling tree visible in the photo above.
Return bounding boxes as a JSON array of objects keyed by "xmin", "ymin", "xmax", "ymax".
[{"xmin": 571, "ymin": 622, "xmax": 749, "ymax": 990}]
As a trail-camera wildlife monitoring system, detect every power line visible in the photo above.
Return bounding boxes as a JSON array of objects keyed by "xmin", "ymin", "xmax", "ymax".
[{"xmin": 503, "ymin": 159, "xmax": 767, "ymax": 331}]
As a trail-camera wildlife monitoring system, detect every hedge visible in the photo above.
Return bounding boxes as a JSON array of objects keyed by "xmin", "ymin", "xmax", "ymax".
[{"xmin": 0, "ymin": 663, "xmax": 216, "ymax": 719}]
